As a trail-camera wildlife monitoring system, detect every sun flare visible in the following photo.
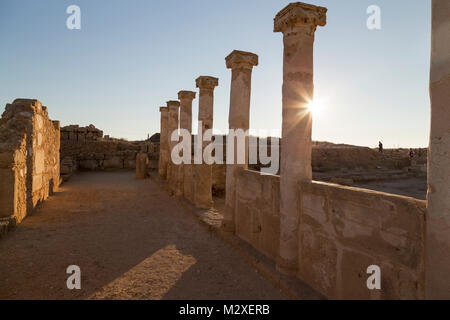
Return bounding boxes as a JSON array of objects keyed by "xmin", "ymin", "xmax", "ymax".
[{"xmin": 307, "ymin": 99, "xmax": 322, "ymax": 117}]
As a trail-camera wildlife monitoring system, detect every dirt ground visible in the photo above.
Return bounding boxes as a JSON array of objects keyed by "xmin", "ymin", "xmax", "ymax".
[
  {"xmin": 355, "ymin": 177, "xmax": 427, "ymax": 200},
  {"xmin": 0, "ymin": 171, "xmax": 287, "ymax": 300}
]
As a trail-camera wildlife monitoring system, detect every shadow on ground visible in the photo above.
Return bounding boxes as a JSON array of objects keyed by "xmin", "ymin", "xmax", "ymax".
[{"xmin": 0, "ymin": 171, "xmax": 288, "ymax": 300}]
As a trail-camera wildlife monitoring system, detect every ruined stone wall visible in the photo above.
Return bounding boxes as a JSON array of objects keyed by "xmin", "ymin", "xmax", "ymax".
[
  {"xmin": 298, "ymin": 181, "xmax": 426, "ymax": 299},
  {"xmin": 32, "ymin": 106, "xmax": 60, "ymax": 208},
  {"xmin": 60, "ymin": 125, "xmax": 159, "ymax": 173},
  {"xmin": 0, "ymin": 99, "xmax": 59, "ymax": 228},
  {"xmin": 233, "ymin": 169, "xmax": 425, "ymax": 299},
  {"xmin": 235, "ymin": 169, "xmax": 280, "ymax": 260}
]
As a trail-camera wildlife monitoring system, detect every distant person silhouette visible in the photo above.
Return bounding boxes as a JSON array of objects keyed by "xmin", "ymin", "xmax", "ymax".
[
  {"xmin": 409, "ymin": 148, "xmax": 415, "ymax": 160},
  {"xmin": 378, "ymin": 141, "xmax": 383, "ymax": 153}
]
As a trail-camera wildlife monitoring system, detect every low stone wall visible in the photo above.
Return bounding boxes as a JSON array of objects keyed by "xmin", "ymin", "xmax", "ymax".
[
  {"xmin": 298, "ymin": 181, "xmax": 426, "ymax": 299},
  {"xmin": 232, "ymin": 168, "xmax": 426, "ymax": 299},
  {"xmin": 0, "ymin": 99, "xmax": 60, "ymax": 228},
  {"xmin": 235, "ymin": 169, "xmax": 280, "ymax": 260},
  {"xmin": 61, "ymin": 124, "xmax": 102, "ymax": 142}
]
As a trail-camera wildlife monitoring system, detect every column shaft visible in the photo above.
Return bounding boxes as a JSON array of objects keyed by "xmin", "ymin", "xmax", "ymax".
[
  {"xmin": 179, "ymin": 91, "xmax": 196, "ymax": 202},
  {"xmin": 167, "ymin": 101, "xmax": 180, "ymax": 195},
  {"xmin": 194, "ymin": 76, "xmax": 218, "ymax": 209},
  {"xmin": 426, "ymin": 0, "xmax": 450, "ymax": 299},
  {"xmin": 223, "ymin": 50, "xmax": 258, "ymax": 232},
  {"xmin": 274, "ymin": 2, "xmax": 327, "ymax": 275},
  {"xmin": 158, "ymin": 107, "xmax": 169, "ymax": 179}
]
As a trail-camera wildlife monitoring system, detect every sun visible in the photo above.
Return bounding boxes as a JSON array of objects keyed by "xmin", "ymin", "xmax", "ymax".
[{"xmin": 307, "ymin": 99, "xmax": 322, "ymax": 117}]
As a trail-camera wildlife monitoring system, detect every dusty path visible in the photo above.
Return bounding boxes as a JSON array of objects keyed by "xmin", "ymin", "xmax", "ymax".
[{"xmin": 0, "ymin": 171, "xmax": 287, "ymax": 300}]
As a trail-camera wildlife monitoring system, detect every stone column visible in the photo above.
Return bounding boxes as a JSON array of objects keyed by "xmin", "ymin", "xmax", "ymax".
[
  {"xmin": 178, "ymin": 91, "xmax": 196, "ymax": 133},
  {"xmin": 274, "ymin": 2, "xmax": 327, "ymax": 275},
  {"xmin": 222, "ymin": 50, "xmax": 258, "ymax": 232},
  {"xmin": 136, "ymin": 153, "xmax": 149, "ymax": 179},
  {"xmin": 178, "ymin": 91, "xmax": 196, "ymax": 201},
  {"xmin": 426, "ymin": 0, "xmax": 450, "ymax": 300},
  {"xmin": 194, "ymin": 76, "xmax": 219, "ymax": 209},
  {"xmin": 166, "ymin": 100, "xmax": 180, "ymax": 194},
  {"xmin": 158, "ymin": 107, "xmax": 169, "ymax": 179}
]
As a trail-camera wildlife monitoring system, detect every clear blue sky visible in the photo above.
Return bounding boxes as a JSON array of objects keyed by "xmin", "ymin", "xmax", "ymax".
[{"xmin": 0, "ymin": 0, "xmax": 431, "ymax": 147}]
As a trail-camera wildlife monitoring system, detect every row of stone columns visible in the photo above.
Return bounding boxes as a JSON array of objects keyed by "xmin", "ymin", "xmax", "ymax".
[
  {"xmin": 158, "ymin": 77, "xmax": 219, "ymax": 209},
  {"xmin": 156, "ymin": 1, "xmax": 450, "ymax": 300},
  {"xmin": 157, "ymin": 2, "xmax": 326, "ymax": 276},
  {"xmin": 221, "ymin": 2, "xmax": 327, "ymax": 276}
]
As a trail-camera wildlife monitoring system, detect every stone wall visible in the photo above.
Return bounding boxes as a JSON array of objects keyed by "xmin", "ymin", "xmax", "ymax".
[
  {"xmin": 60, "ymin": 125, "xmax": 159, "ymax": 174},
  {"xmin": 235, "ymin": 169, "xmax": 280, "ymax": 260},
  {"xmin": 298, "ymin": 181, "xmax": 426, "ymax": 299},
  {"xmin": 0, "ymin": 99, "xmax": 60, "ymax": 229},
  {"xmin": 232, "ymin": 169, "xmax": 426, "ymax": 299}
]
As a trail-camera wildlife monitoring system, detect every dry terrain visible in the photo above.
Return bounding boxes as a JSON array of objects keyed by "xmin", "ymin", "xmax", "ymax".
[{"xmin": 0, "ymin": 171, "xmax": 288, "ymax": 300}]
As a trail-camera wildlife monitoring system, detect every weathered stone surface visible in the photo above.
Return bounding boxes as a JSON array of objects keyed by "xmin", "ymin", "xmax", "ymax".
[
  {"xmin": 183, "ymin": 164, "xmax": 195, "ymax": 204},
  {"xmin": 103, "ymin": 157, "xmax": 123, "ymax": 169},
  {"xmin": 166, "ymin": 101, "xmax": 183, "ymax": 195},
  {"xmin": 426, "ymin": 0, "xmax": 450, "ymax": 299},
  {"xmin": 274, "ymin": 1, "xmax": 326, "ymax": 275},
  {"xmin": 136, "ymin": 153, "xmax": 149, "ymax": 179},
  {"xmin": 235, "ymin": 169, "xmax": 280, "ymax": 261},
  {"xmin": 194, "ymin": 76, "xmax": 218, "ymax": 209},
  {"xmin": 0, "ymin": 99, "xmax": 59, "ymax": 224},
  {"xmin": 223, "ymin": 50, "xmax": 258, "ymax": 233},
  {"xmin": 178, "ymin": 90, "xmax": 196, "ymax": 200},
  {"xmin": 158, "ymin": 107, "xmax": 169, "ymax": 179},
  {"xmin": 298, "ymin": 180, "xmax": 425, "ymax": 299},
  {"xmin": 60, "ymin": 126, "xmax": 155, "ymax": 176},
  {"xmin": 79, "ymin": 160, "xmax": 99, "ymax": 171}
]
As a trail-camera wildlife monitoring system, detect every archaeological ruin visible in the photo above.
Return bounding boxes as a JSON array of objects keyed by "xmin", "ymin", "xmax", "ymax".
[{"xmin": 0, "ymin": 1, "xmax": 448, "ymax": 300}]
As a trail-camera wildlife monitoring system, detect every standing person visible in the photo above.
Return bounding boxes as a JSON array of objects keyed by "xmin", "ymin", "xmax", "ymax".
[
  {"xmin": 378, "ymin": 141, "xmax": 383, "ymax": 153},
  {"xmin": 409, "ymin": 148, "xmax": 415, "ymax": 161}
]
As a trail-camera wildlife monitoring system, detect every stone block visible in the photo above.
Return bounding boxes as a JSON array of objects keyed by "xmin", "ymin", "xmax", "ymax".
[
  {"xmin": 79, "ymin": 160, "xmax": 99, "ymax": 171},
  {"xmin": 124, "ymin": 159, "xmax": 136, "ymax": 169},
  {"xmin": 34, "ymin": 149, "xmax": 45, "ymax": 174},
  {"xmin": 60, "ymin": 165, "xmax": 70, "ymax": 175},
  {"xmin": 103, "ymin": 157, "xmax": 123, "ymax": 169},
  {"xmin": 0, "ymin": 168, "xmax": 15, "ymax": 218},
  {"xmin": 61, "ymin": 132, "xmax": 69, "ymax": 140},
  {"xmin": 136, "ymin": 153, "xmax": 149, "ymax": 179},
  {"xmin": 298, "ymin": 225, "xmax": 338, "ymax": 299},
  {"xmin": 32, "ymin": 174, "xmax": 42, "ymax": 192},
  {"xmin": 69, "ymin": 132, "xmax": 77, "ymax": 141}
]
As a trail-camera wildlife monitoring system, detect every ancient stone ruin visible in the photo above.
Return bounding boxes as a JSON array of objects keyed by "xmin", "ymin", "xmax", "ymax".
[
  {"xmin": 0, "ymin": 99, "xmax": 60, "ymax": 229},
  {"xmin": 154, "ymin": 1, "xmax": 449, "ymax": 299},
  {"xmin": 60, "ymin": 124, "xmax": 159, "ymax": 180},
  {"xmin": 0, "ymin": 1, "xmax": 448, "ymax": 300}
]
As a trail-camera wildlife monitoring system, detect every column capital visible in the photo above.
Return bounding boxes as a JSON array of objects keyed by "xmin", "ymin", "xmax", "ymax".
[
  {"xmin": 159, "ymin": 106, "xmax": 168, "ymax": 113},
  {"xmin": 178, "ymin": 90, "xmax": 196, "ymax": 101},
  {"xmin": 225, "ymin": 50, "xmax": 259, "ymax": 70},
  {"xmin": 166, "ymin": 100, "xmax": 180, "ymax": 110},
  {"xmin": 196, "ymin": 76, "xmax": 219, "ymax": 90},
  {"xmin": 274, "ymin": 2, "xmax": 327, "ymax": 34}
]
